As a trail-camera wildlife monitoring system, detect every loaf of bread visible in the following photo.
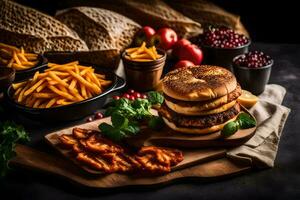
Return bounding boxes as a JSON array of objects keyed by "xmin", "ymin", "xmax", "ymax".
[
  {"xmin": 165, "ymin": 0, "xmax": 249, "ymax": 37},
  {"xmin": 0, "ymin": 0, "xmax": 88, "ymax": 53},
  {"xmin": 56, "ymin": 7, "xmax": 141, "ymax": 52},
  {"xmin": 63, "ymin": 0, "xmax": 203, "ymax": 38}
]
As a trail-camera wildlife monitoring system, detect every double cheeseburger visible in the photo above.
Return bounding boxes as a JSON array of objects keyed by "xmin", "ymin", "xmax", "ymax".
[{"xmin": 159, "ymin": 65, "xmax": 242, "ymax": 134}]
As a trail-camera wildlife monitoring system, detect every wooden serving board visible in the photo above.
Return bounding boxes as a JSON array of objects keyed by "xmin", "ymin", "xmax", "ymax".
[
  {"xmin": 10, "ymin": 145, "xmax": 251, "ymax": 188},
  {"xmin": 9, "ymin": 108, "xmax": 256, "ymax": 188}
]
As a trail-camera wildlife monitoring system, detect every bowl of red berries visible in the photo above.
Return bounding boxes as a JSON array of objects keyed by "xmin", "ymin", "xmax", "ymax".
[
  {"xmin": 197, "ymin": 26, "xmax": 251, "ymax": 70},
  {"xmin": 233, "ymin": 51, "xmax": 273, "ymax": 95}
]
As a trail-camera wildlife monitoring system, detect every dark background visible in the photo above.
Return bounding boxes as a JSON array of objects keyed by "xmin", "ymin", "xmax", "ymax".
[{"xmin": 13, "ymin": 0, "xmax": 299, "ymax": 43}]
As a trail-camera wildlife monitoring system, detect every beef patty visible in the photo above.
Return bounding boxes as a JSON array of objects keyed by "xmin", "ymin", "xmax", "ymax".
[{"xmin": 159, "ymin": 102, "xmax": 241, "ymax": 129}]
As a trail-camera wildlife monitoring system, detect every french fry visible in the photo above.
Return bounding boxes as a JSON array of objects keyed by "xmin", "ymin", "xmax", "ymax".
[
  {"xmin": 17, "ymin": 84, "xmax": 30, "ymax": 103},
  {"xmin": 88, "ymin": 71, "xmax": 101, "ymax": 87},
  {"xmin": 125, "ymin": 47, "xmax": 139, "ymax": 54},
  {"xmin": 80, "ymin": 83, "xmax": 87, "ymax": 98},
  {"xmin": 24, "ymin": 79, "xmax": 45, "ymax": 96},
  {"xmin": 48, "ymin": 72, "xmax": 69, "ymax": 87},
  {"xmin": 14, "ymin": 87, "xmax": 22, "ymax": 96},
  {"xmin": 69, "ymin": 79, "xmax": 77, "ymax": 90},
  {"xmin": 32, "ymin": 71, "xmax": 40, "ymax": 82},
  {"xmin": 13, "ymin": 52, "xmax": 22, "ymax": 65},
  {"xmin": 45, "ymin": 98, "xmax": 57, "ymax": 108},
  {"xmin": 7, "ymin": 58, "xmax": 14, "ymax": 68},
  {"xmin": 33, "ymin": 93, "xmax": 57, "ymax": 98},
  {"xmin": 36, "ymin": 82, "xmax": 48, "ymax": 92},
  {"xmin": 0, "ymin": 43, "xmax": 20, "ymax": 52},
  {"xmin": 48, "ymin": 85, "xmax": 75, "ymax": 101},
  {"xmin": 68, "ymin": 70, "xmax": 101, "ymax": 94},
  {"xmin": 95, "ymin": 73, "xmax": 106, "ymax": 79},
  {"xmin": 33, "ymin": 99, "xmax": 42, "ymax": 108},
  {"xmin": 12, "ymin": 82, "xmax": 27, "ymax": 90}
]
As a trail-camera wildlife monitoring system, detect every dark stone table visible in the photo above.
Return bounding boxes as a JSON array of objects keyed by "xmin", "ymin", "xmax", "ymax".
[{"xmin": 1, "ymin": 43, "xmax": 299, "ymax": 200}]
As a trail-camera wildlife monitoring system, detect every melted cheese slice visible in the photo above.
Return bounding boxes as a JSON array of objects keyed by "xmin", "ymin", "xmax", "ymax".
[{"xmin": 165, "ymin": 99, "xmax": 236, "ymax": 116}]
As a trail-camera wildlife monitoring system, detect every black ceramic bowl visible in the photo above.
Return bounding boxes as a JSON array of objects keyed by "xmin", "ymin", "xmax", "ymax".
[
  {"xmin": 202, "ymin": 40, "xmax": 251, "ymax": 71},
  {"xmin": 15, "ymin": 54, "xmax": 48, "ymax": 82},
  {"xmin": 0, "ymin": 67, "xmax": 15, "ymax": 93},
  {"xmin": 233, "ymin": 55, "xmax": 273, "ymax": 95},
  {"xmin": 5, "ymin": 69, "xmax": 125, "ymax": 122}
]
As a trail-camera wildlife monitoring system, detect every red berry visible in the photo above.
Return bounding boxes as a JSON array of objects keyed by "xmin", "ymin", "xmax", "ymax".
[
  {"xmin": 94, "ymin": 112, "xmax": 103, "ymax": 119},
  {"xmin": 113, "ymin": 95, "xmax": 120, "ymax": 100},
  {"xmin": 129, "ymin": 96, "xmax": 136, "ymax": 101},
  {"xmin": 86, "ymin": 117, "xmax": 93, "ymax": 122},
  {"xmin": 128, "ymin": 89, "xmax": 135, "ymax": 94},
  {"xmin": 123, "ymin": 93, "xmax": 130, "ymax": 99},
  {"xmin": 133, "ymin": 92, "xmax": 141, "ymax": 98},
  {"xmin": 141, "ymin": 94, "xmax": 147, "ymax": 99}
]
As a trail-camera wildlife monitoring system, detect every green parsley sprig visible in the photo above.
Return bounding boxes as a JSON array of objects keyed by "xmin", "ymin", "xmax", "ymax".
[{"xmin": 0, "ymin": 121, "xmax": 30, "ymax": 177}]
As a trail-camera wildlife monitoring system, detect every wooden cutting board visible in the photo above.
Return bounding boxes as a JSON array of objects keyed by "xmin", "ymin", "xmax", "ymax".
[
  {"xmin": 9, "ymin": 110, "xmax": 255, "ymax": 188},
  {"xmin": 10, "ymin": 144, "xmax": 251, "ymax": 188}
]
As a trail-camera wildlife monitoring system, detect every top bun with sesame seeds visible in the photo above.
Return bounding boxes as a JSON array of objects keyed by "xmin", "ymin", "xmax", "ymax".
[{"xmin": 162, "ymin": 65, "xmax": 237, "ymax": 101}]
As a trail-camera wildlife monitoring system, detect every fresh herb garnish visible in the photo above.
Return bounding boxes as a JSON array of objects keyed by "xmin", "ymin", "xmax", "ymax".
[
  {"xmin": 0, "ymin": 121, "xmax": 30, "ymax": 177},
  {"xmin": 147, "ymin": 91, "xmax": 164, "ymax": 105},
  {"xmin": 237, "ymin": 113, "xmax": 256, "ymax": 129},
  {"xmin": 99, "ymin": 91, "xmax": 164, "ymax": 141},
  {"xmin": 221, "ymin": 113, "xmax": 256, "ymax": 137}
]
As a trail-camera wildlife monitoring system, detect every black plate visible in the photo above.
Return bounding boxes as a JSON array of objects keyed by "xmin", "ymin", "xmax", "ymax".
[
  {"xmin": 5, "ymin": 68, "xmax": 125, "ymax": 122},
  {"xmin": 15, "ymin": 54, "xmax": 48, "ymax": 82}
]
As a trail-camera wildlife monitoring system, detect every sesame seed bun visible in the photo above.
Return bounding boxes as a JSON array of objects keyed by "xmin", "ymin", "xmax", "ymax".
[{"xmin": 162, "ymin": 65, "xmax": 237, "ymax": 101}]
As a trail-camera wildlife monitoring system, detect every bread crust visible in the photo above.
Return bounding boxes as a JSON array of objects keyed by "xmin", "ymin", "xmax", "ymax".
[{"xmin": 162, "ymin": 65, "xmax": 237, "ymax": 101}]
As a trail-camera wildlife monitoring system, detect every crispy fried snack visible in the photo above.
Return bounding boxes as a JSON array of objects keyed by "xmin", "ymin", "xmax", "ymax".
[
  {"xmin": 57, "ymin": 128, "xmax": 183, "ymax": 175},
  {"xmin": 0, "ymin": 42, "xmax": 38, "ymax": 71},
  {"xmin": 12, "ymin": 61, "xmax": 112, "ymax": 108},
  {"xmin": 136, "ymin": 146, "xmax": 184, "ymax": 174}
]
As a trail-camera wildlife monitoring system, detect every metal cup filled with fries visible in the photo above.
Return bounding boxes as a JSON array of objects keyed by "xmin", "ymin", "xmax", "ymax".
[{"xmin": 122, "ymin": 42, "xmax": 166, "ymax": 91}]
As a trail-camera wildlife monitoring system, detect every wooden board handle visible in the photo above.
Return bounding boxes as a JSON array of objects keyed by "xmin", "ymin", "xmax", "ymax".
[{"xmin": 10, "ymin": 144, "xmax": 85, "ymax": 178}]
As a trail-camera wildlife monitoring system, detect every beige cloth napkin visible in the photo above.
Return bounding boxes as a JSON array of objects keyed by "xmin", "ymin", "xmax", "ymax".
[{"xmin": 227, "ymin": 84, "xmax": 290, "ymax": 168}]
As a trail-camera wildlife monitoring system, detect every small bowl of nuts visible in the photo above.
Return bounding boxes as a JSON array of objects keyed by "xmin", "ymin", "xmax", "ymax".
[{"xmin": 233, "ymin": 51, "xmax": 273, "ymax": 95}]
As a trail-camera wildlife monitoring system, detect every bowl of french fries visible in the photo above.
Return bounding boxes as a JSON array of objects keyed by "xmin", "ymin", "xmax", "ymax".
[
  {"xmin": 5, "ymin": 61, "xmax": 125, "ymax": 121},
  {"xmin": 0, "ymin": 43, "xmax": 48, "ymax": 81},
  {"xmin": 122, "ymin": 42, "xmax": 166, "ymax": 91}
]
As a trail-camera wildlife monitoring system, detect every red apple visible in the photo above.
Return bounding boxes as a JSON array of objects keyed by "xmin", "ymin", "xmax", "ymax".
[
  {"xmin": 172, "ymin": 39, "xmax": 191, "ymax": 58},
  {"xmin": 149, "ymin": 28, "xmax": 178, "ymax": 50},
  {"xmin": 177, "ymin": 44, "xmax": 203, "ymax": 65},
  {"xmin": 134, "ymin": 26, "xmax": 156, "ymax": 46},
  {"xmin": 174, "ymin": 60, "xmax": 194, "ymax": 69}
]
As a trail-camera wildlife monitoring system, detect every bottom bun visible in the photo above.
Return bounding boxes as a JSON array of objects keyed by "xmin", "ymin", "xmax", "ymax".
[{"xmin": 162, "ymin": 115, "xmax": 238, "ymax": 135}]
